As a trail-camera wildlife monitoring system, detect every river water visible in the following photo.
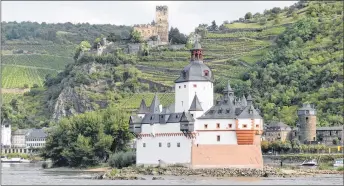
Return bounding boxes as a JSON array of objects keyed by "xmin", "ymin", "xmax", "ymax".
[{"xmin": 1, "ymin": 163, "xmax": 343, "ymax": 185}]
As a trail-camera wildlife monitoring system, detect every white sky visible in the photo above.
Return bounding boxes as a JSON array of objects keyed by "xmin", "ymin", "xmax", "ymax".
[{"xmin": 2, "ymin": 1, "xmax": 297, "ymax": 34}]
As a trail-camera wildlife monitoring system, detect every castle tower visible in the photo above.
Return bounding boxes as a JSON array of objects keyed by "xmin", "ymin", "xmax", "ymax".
[
  {"xmin": 155, "ymin": 6, "xmax": 169, "ymax": 43},
  {"xmin": 174, "ymin": 39, "xmax": 214, "ymax": 113},
  {"xmin": 297, "ymin": 103, "xmax": 317, "ymax": 143}
]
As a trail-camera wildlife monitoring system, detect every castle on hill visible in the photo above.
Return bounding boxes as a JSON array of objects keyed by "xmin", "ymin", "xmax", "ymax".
[
  {"xmin": 133, "ymin": 6, "xmax": 169, "ymax": 44},
  {"xmin": 129, "ymin": 39, "xmax": 264, "ymax": 169}
]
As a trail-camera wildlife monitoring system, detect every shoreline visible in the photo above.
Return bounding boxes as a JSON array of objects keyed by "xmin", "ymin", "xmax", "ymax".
[{"xmin": 92, "ymin": 166, "xmax": 344, "ymax": 180}]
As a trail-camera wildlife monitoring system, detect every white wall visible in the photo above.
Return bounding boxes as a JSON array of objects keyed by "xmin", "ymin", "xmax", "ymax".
[
  {"xmin": 141, "ymin": 122, "xmax": 181, "ymax": 134},
  {"xmin": 175, "ymin": 81, "xmax": 213, "ymax": 113},
  {"xmin": 26, "ymin": 138, "xmax": 46, "ymax": 148},
  {"xmin": 237, "ymin": 118, "xmax": 263, "ymax": 130},
  {"xmin": 12, "ymin": 135, "xmax": 26, "ymax": 148},
  {"xmin": 1, "ymin": 125, "xmax": 11, "ymax": 146},
  {"xmin": 136, "ymin": 136, "xmax": 192, "ymax": 165},
  {"xmin": 195, "ymin": 119, "xmax": 236, "ymax": 131},
  {"xmin": 196, "ymin": 131, "xmax": 237, "ymax": 145}
]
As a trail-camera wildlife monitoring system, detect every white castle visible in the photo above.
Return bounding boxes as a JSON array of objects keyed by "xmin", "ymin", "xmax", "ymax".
[{"xmin": 129, "ymin": 40, "xmax": 264, "ymax": 169}]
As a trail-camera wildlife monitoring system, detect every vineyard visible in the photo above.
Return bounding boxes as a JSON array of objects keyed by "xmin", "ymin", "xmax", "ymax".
[
  {"xmin": 1, "ymin": 54, "xmax": 73, "ymax": 70},
  {"xmin": 1, "ymin": 65, "xmax": 57, "ymax": 88},
  {"xmin": 1, "ymin": 44, "xmax": 76, "ymax": 57}
]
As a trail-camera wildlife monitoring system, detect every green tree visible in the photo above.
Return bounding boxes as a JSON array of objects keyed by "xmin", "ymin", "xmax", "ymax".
[
  {"xmin": 245, "ymin": 12, "xmax": 253, "ymax": 20},
  {"xmin": 130, "ymin": 30, "xmax": 143, "ymax": 43}
]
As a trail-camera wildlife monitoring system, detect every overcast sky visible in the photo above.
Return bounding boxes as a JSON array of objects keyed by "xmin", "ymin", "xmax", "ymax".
[{"xmin": 2, "ymin": 1, "xmax": 297, "ymax": 34}]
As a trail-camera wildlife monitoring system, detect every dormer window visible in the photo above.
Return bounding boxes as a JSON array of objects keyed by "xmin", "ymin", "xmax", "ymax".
[
  {"xmin": 161, "ymin": 115, "xmax": 164, "ymax": 118},
  {"xmin": 204, "ymin": 70, "xmax": 209, "ymax": 76},
  {"xmin": 226, "ymin": 109, "xmax": 230, "ymax": 114},
  {"xmin": 182, "ymin": 71, "xmax": 187, "ymax": 78},
  {"xmin": 218, "ymin": 108, "xmax": 222, "ymax": 114},
  {"xmin": 150, "ymin": 116, "xmax": 154, "ymax": 120}
]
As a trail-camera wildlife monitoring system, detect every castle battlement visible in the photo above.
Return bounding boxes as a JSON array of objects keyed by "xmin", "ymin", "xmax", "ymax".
[{"xmin": 134, "ymin": 24, "xmax": 155, "ymax": 28}]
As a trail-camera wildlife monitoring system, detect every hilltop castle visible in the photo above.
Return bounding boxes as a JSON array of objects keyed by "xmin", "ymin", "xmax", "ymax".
[
  {"xmin": 129, "ymin": 40, "xmax": 264, "ymax": 169},
  {"xmin": 133, "ymin": 6, "xmax": 169, "ymax": 44}
]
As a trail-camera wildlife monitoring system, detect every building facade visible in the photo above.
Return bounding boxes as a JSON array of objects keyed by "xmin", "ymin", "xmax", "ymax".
[
  {"xmin": 1, "ymin": 121, "xmax": 12, "ymax": 147},
  {"xmin": 133, "ymin": 6, "xmax": 169, "ymax": 43},
  {"xmin": 25, "ymin": 129, "xmax": 48, "ymax": 148},
  {"xmin": 263, "ymin": 121, "xmax": 292, "ymax": 142},
  {"xmin": 129, "ymin": 40, "xmax": 264, "ymax": 169},
  {"xmin": 316, "ymin": 126, "xmax": 344, "ymax": 146},
  {"xmin": 12, "ymin": 129, "xmax": 30, "ymax": 148}
]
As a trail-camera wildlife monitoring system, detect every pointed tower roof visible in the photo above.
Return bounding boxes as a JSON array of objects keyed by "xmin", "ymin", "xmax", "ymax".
[
  {"xmin": 180, "ymin": 111, "xmax": 195, "ymax": 123},
  {"xmin": 237, "ymin": 104, "xmax": 262, "ymax": 119},
  {"xmin": 223, "ymin": 80, "xmax": 233, "ymax": 93},
  {"xmin": 138, "ymin": 99, "xmax": 149, "ymax": 114},
  {"xmin": 189, "ymin": 93, "xmax": 203, "ymax": 111},
  {"xmin": 149, "ymin": 93, "xmax": 161, "ymax": 114},
  {"xmin": 247, "ymin": 94, "xmax": 252, "ymax": 101},
  {"xmin": 241, "ymin": 95, "xmax": 247, "ymax": 107}
]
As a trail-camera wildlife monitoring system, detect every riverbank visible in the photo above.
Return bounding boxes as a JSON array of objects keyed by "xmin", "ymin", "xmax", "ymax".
[{"xmin": 93, "ymin": 166, "xmax": 344, "ymax": 180}]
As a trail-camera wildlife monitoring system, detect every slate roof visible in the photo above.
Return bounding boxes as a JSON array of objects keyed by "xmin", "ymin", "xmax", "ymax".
[
  {"xmin": 189, "ymin": 94, "xmax": 203, "ymax": 111},
  {"xmin": 174, "ymin": 61, "xmax": 214, "ymax": 83},
  {"xmin": 180, "ymin": 111, "xmax": 195, "ymax": 123},
  {"xmin": 198, "ymin": 82, "xmax": 262, "ymax": 120},
  {"xmin": 13, "ymin": 129, "xmax": 30, "ymax": 135},
  {"xmin": 26, "ymin": 129, "xmax": 47, "ymax": 138},
  {"xmin": 266, "ymin": 121, "xmax": 292, "ymax": 130},
  {"xmin": 237, "ymin": 105, "xmax": 263, "ymax": 119},
  {"xmin": 149, "ymin": 93, "xmax": 161, "ymax": 114},
  {"xmin": 298, "ymin": 103, "xmax": 316, "ymax": 111},
  {"xmin": 138, "ymin": 99, "xmax": 149, "ymax": 114},
  {"xmin": 175, "ymin": 40, "xmax": 214, "ymax": 83},
  {"xmin": 130, "ymin": 115, "xmax": 143, "ymax": 124},
  {"xmin": 317, "ymin": 126, "xmax": 343, "ymax": 131}
]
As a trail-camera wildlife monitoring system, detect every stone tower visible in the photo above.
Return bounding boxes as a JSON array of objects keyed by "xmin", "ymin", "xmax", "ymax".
[
  {"xmin": 155, "ymin": 5, "xmax": 169, "ymax": 43},
  {"xmin": 297, "ymin": 103, "xmax": 317, "ymax": 143}
]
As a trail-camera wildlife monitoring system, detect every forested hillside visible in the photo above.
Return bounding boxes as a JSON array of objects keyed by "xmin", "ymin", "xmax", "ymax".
[
  {"xmin": 1, "ymin": 1, "xmax": 343, "ymax": 131},
  {"xmin": 244, "ymin": 1, "xmax": 343, "ymax": 126}
]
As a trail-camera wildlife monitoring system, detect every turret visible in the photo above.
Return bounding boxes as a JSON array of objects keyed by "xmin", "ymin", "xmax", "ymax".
[
  {"xmin": 297, "ymin": 103, "xmax": 317, "ymax": 143},
  {"xmin": 180, "ymin": 111, "xmax": 195, "ymax": 132},
  {"xmin": 247, "ymin": 94, "xmax": 253, "ymax": 106},
  {"xmin": 137, "ymin": 99, "xmax": 149, "ymax": 118},
  {"xmin": 149, "ymin": 93, "xmax": 161, "ymax": 113},
  {"xmin": 188, "ymin": 93, "xmax": 204, "ymax": 119}
]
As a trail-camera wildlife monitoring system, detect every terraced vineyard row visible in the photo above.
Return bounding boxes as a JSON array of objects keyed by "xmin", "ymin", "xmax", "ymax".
[
  {"xmin": 2, "ymin": 54, "xmax": 73, "ymax": 70},
  {"xmin": 206, "ymin": 26, "xmax": 286, "ymax": 39},
  {"xmin": 1, "ymin": 65, "xmax": 58, "ymax": 88},
  {"xmin": 2, "ymin": 44, "xmax": 76, "ymax": 57},
  {"xmin": 117, "ymin": 92, "xmax": 175, "ymax": 111}
]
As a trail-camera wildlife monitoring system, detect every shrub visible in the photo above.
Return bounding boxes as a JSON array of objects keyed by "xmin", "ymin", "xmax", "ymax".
[
  {"xmin": 108, "ymin": 151, "xmax": 136, "ymax": 169},
  {"xmin": 42, "ymin": 162, "xmax": 48, "ymax": 169}
]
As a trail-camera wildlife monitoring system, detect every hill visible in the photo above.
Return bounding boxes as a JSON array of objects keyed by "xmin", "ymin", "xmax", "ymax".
[{"xmin": 1, "ymin": 1, "xmax": 343, "ymax": 130}]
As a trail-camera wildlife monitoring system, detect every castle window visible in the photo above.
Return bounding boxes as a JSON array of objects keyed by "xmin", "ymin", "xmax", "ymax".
[
  {"xmin": 218, "ymin": 109, "xmax": 222, "ymax": 114},
  {"xmin": 167, "ymin": 142, "xmax": 171, "ymax": 148},
  {"xmin": 193, "ymin": 84, "xmax": 197, "ymax": 88},
  {"xmin": 143, "ymin": 143, "xmax": 146, "ymax": 147},
  {"xmin": 306, "ymin": 117, "xmax": 309, "ymax": 122},
  {"xmin": 179, "ymin": 86, "xmax": 181, "ymax": 89},
  {"xmin": 191, "ymin": 114, "xmax": 194, "ymax": 117},
  {"xmin": 256, "ymin": 124, "xmax": 259, "ymax": 128},
  {"xmin": 161, "ymin": 115, "xmax": 164, "ymax": 118},
  {"xmin": 228, "ymin": 124, "xmax": 232, "ymax": 128},
  {"xmin": 204, "ymin": 124, "xmax": 208, "ymax": 129},
  {"xmin": 204, "ymin": 70, "xmax": 209, "ymax": 76},
  {"xmin": 216, "ymin": 123, "xmax": 220, "ymax": 129},
  {"xmin": 184, "ymin": 85, "xmax": 186, "ymax": 88},
  {"xmin": 177, "ymin": 142, "xmax": 180, "ymax": 147},
  {"xmin": 217, "ymin": 135, "xmax": 221, "ymax": 142},
  {"xmin": 159, "ymin": 142, "xmax": 162, "ymax": 147},
  {"xmin": 243, "ymin": 124, "xmax": 247, "ymax": 128},
  {"xmin": 226, "ymin": 109, "xmax": 230, "ymax": 113}
]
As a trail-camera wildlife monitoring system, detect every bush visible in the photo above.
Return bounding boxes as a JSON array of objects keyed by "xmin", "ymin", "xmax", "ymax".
[
  {"xmin": 42, "ymin": 162, "xmax": 48, "ymax": 169},
  {"xmin": 108, "ymin": 151, "xmax": 136, "ymax": 169}
]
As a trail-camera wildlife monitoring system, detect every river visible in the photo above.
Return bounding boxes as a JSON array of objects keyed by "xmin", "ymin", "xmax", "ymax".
[{"xmin": 1, "ymin": 163, "xmax": 343, "ymax": 185}]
